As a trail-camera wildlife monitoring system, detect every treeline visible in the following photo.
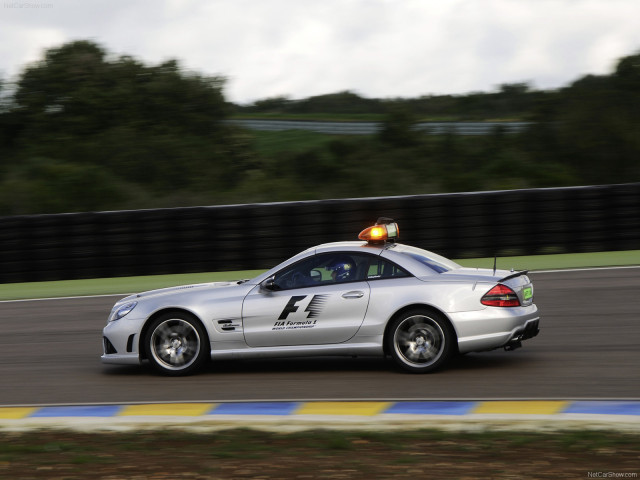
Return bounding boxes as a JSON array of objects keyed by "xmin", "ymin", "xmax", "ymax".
[
  {"xmin": 0, "ymin": 40, "xmax": 639, "ymax": 215},
  {"xmin": 237, "ymin": 83, "xmax": 544, "ymax": 120}
]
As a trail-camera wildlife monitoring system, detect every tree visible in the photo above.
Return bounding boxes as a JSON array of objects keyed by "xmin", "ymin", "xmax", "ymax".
[
  {"xmin": 243, "ymin": 96, "xmax": 292, "ymax": 112},
  {"xmin": 534, "ymin": 52, "xmax": 640, "ymax": 185},
  {"xmin": 14, "ymin": 41, "xmax": 229, "ymax": 140},
  {"xmin": 377, "ymin": 107, "xmax": 419, "ymax": 147},
  {"xmin": 0, "ymin": 40, "xmax": 256, "ymax": 214}
]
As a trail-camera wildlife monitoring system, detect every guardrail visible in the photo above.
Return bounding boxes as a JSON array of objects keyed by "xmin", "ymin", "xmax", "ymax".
[
  {"xmin": 227, "ymin": 119, "xmax": 532, "ymax": 135},
  {"xmin": 1, "ymin": 183, "xmax": 638, "ymax": 283}
]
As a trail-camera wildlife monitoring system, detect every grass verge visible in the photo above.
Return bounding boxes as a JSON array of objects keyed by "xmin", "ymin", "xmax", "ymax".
[
  {"xmin": 0, "ymin": 250, "xmax": 638, "ymax": 301},
  {"xmin": 455, "ymin": 249, "xmax": 640, "ymax": 271},
  {"xmin": 0, "ymin": 270, "xmax": 266, "ymax": 301},
  {"xmin": 0, "ymin": 429, "xmax": 637, "ymax": 479}
]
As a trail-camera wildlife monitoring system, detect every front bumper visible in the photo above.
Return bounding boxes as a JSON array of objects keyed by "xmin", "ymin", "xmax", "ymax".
[
  {"xmin": 101, "ymin": 316, "xmax": 145, "ymax": 365},
  {"xmin": 101, "ymin": 351, "xmax": 141, "ymax": 365}
]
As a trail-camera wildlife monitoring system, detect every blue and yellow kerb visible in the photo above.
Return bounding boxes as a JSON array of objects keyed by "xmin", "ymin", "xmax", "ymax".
[{"xmin": 1, "ymin": 401, "xmax": 640, "ymax": 420}]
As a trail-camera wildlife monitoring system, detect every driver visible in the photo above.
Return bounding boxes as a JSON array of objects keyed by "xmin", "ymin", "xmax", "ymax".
[{"xmin": 326, "ymin": 255, "xmax": 356, "ymax": 282}]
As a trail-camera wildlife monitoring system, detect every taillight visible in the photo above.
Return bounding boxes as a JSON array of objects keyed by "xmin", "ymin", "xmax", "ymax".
[{"xmin": 481, "ymin": 284, "xmax": 521, "ymax": 307}]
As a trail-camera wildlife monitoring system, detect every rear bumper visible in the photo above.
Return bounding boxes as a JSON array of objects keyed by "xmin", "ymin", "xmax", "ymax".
[
  {"xmin": 451, "ymin": 304, "xmax": 540, "ymax": 353},
  {"xmin": 503, "ymin": 318, "xmax": 540, "ymax": 351}
]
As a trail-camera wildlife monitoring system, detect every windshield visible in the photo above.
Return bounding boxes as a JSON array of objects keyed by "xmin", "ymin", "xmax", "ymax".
[{"xmin": 395, "ymin": 245, "xmax": 460, "ymax": 273}]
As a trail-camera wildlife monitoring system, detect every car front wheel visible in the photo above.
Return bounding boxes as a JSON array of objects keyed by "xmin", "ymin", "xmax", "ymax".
[
  {"xmin": 145, "ymin": 312, "xmax": 208, "ymax": 376},
  {"xmin": 387, "ymin": 309, "xmax": 455, "ymax": 373}
]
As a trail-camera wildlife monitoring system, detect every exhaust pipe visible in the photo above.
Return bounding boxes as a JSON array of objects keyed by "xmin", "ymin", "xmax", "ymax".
[{"xmin": 504, "ymin": 340, "xmax": 522, "ymax": 351}]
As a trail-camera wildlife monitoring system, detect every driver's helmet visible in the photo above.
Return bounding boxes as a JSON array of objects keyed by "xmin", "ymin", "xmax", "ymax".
[{"xmin": 326, "ymin": 255, "xmax": 356, "ymax": 282}]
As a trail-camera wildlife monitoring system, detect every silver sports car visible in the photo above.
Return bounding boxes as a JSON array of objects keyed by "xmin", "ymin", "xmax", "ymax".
[{"xmin": 102, "ymin": 219, "xmax": 539, "ymax": 376}]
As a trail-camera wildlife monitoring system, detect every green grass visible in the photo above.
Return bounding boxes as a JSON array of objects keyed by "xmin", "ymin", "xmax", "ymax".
[
  {"xmin": 0, "ymin": 251, "xmax": 638, "ymax": 301},
  {"xmin": 456, "ymin": 249, "xmax": 640, "ymax": 271},
  {"xmin": 0, "ymin": 429, "xmax": 637, "ymax": 476},
  {"xmin": 250, "ymin": 129, "xmax": 347, "ymax": 157},
  {"xmin": 0, "ymin": 270, "xmax": 266, "ymax": 301}
]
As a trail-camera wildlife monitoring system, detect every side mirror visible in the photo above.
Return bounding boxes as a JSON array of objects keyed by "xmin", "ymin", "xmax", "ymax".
[
  {"xmin": 261, "ymin": 276, "xmax": 277, "ymax": 291},
  {"xmin": 310, "ymin": 269, "xmax": 322, "ymax": 282}
]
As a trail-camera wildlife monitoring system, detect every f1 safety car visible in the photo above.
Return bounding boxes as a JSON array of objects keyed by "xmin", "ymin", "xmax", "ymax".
[{"xmin": 102, "ymin": 218, "xmax": 539, "ymax": 375}]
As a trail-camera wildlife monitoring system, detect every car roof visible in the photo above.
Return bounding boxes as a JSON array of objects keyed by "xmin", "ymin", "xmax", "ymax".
[
  {"xmin": 314, "ymin": 241, "xmax": 385, "ymax": 254},
  {"xmin": 315, "ymin": 242, "xmax": 459, "ymax": 277},
  {"xmin": 250, "ymin": 241, "xmax": 453, "ymax": 284}
]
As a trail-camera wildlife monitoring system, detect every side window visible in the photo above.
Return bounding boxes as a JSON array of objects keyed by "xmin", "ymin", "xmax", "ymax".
[
  {"xmin": 366, "ymin": 258, "xmax": 410, "ymax": 280},
  {"xmin": 273, "ymin": 253, "xmax": 371, "ymax": 290}
]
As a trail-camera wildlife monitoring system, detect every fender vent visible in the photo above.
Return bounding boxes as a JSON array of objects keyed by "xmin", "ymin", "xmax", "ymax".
[
  {"xmin": 218, "ymin": 319, "xmax": 240, "ymax": 332},
  {"xmin": 103, "ymin": 337, "xmax": 117, "ymax": 355}
]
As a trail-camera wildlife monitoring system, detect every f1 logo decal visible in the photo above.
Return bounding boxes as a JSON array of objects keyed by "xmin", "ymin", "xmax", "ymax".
[
  {"xmin": 278, "ymin": 296, "xmax": 307, "ymax": 320},
  {"xmin": 278, "ymin": 295, "xmax": 329, "ymax": 320}
]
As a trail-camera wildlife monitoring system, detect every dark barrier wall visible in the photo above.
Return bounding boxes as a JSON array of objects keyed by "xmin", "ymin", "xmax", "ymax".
[{"xmin": 1, "ymin": 183, "xmax": 639, "ymax": 283}]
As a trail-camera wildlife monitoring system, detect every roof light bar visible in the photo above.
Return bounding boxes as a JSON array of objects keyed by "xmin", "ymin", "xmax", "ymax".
[{"xmin": 358, "ymin": 218, "xmax": 400, "ymax": 244}]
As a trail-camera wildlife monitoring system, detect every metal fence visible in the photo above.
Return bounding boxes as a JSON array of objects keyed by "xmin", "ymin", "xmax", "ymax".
[
  {"xmin": 1, "ymin": 183, "xmax": 638, "ymax": 283},
  {"xmin": 227, "ymin": 119, "xmax": 532, "ymax": 135}
]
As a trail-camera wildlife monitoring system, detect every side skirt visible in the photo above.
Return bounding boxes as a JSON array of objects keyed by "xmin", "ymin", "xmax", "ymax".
[{"xmin": 209, "ymin": 342, "xmax": 382, "ymax": 361}]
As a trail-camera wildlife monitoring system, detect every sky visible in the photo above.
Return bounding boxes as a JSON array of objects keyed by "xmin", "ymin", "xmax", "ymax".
[{"xmin": 1, "ymin": 0, "xmax": 639, "ymax": 104}]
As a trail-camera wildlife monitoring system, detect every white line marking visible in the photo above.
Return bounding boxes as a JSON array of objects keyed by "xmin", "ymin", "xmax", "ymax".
[
  {"xmin": 2, "ymin": 398, "xmax": 640, "ymax": 408},
  {"xmin": 0, "ymin": 293, "xmax": 129, "ymax": 303},
  {"xmin": 531, "ymin": 265, "xmax": 640, "ymax": 274}
]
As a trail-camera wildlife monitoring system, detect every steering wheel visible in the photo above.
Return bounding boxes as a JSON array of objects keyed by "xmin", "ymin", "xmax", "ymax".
[{"xmin": 289, "ymin": 271, "xmax": 307, "ymax": 288}]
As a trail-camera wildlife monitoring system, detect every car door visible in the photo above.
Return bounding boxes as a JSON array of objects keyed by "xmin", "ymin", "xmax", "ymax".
[{"xmin": 242, "ymin": 252, "xmax": 372, "ymax": 347}]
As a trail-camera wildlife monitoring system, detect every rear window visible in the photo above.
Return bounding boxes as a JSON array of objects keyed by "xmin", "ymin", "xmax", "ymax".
[
  {"xmin": 367, "ymin": 258, "xmax": 410, "ymax": 280},
  {"xmin": 396, "ymin": 247, "xmax": 460, "ymax": 274}
]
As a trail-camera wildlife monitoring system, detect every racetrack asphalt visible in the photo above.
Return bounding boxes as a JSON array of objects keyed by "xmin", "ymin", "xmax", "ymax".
[{"xmin": 1, "ymin": 268, "xmax": 638, "ymax": 406}]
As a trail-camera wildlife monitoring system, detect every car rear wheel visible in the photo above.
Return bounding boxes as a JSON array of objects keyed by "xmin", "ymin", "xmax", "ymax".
[
  {"xmin": 145, "ymin": 312, "xmax": 208, "ymax": 376},
  {"xmin": 387, "ymin": 309, "xmax": 454, "ymax": 373}
]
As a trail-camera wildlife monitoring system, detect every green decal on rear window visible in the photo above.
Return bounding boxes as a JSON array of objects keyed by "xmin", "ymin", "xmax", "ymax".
[{"xmin": 523, "ymin": 287, "xmax": 533, "ymax": 300}]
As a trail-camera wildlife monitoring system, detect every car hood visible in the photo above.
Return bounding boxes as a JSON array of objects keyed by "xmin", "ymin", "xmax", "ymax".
[{"xmin": 117, "ymin": 281, "xmax": 246, "ymax": 304}]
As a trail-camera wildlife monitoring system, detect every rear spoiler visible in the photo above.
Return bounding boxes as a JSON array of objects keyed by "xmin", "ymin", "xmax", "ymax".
[{"xmin": 499, "ymin": 270, "xmax": 529, "ymax": 283}]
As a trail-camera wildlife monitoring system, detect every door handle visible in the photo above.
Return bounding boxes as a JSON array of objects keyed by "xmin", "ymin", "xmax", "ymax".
[{"xmin": 342, "ymin": 291, "xmax": 365, "ymax": 299}]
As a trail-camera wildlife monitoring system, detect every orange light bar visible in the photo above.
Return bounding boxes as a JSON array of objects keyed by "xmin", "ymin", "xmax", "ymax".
[{"xmin": 358, "ymin": 222, "xmax": 399, "ymax": 243}]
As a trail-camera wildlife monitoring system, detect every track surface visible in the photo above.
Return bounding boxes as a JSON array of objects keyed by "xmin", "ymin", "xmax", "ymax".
[{"xmin": 1, "ymin": 269, "xmax": 638, "ymax": 406}]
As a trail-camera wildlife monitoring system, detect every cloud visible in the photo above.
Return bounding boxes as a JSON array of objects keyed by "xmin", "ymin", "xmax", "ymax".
[
  {"xmin": 0, "ymin": 23, "xmax": 66, "ymax": 77},
  {"xmin": 1, "ymin": 0, "xmax": 638, "ymax": 102}
]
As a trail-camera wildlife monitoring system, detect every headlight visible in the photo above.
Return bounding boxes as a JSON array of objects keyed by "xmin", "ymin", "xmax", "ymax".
[{"xmin": 109, "ymin": 301, "xmax": 137, "ymax": 322}]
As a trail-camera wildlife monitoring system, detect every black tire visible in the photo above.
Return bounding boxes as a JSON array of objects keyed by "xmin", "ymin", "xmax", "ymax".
[
  {"xmin": 386, "ymin": 309, "xmax": 455, "ymax": 373},
  {"xmin": 144, "ymin": 312, "xmax": 209, "ymax": 376}
]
